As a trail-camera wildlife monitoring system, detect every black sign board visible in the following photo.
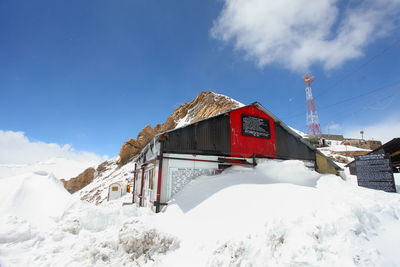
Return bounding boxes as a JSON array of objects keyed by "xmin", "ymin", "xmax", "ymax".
[
  {"xmin": 355, "ymin": 153, "xmax": 396, "ymax": 192},
  {"xmin": 242, "ymin": 115, "xmax": 270, "ymax": 139}
]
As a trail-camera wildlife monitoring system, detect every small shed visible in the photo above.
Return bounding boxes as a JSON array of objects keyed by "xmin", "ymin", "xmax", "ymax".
[{"xmin": 107, "ymin": 182, "xmax": 127, "ymax": 201}]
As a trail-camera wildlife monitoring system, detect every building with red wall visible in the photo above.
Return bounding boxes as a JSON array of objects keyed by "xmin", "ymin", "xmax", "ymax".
[{"xmin": 132, "ymin": 102, "xmax": 340, "ymax": 212}]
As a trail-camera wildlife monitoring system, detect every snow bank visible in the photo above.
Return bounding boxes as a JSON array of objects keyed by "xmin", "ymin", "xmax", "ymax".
[
  {"xmin": 320, "ymin": 144, "xmax": 370, "ymax": 152},
  {"xmin": 257, "ymin": 159, "xmax": 320, "ymax": 186},
  {"xmin": 167, "ymin": 160, "xmax": 321, "ymax": 215},
  {"xmin": 0, "ymin": 171, "xmax": 72, "ymax": 229},
  {"xmin": 119, "ymin": 219, "xmax": 178, "ymax": 260},
  {"xmin": 1, "ymin": 160, "xmax": 400, "ymax": 266},
  {"xmin": 0, "ymin": 196, "xmax": 178, "ymax": 266},
  {"xmin": 0, "ymin": 216, "xmax": 40, "ymax": 244},
  {"xmin": 0, "ymin": 157, "xmax": 100, "ymax": 180},
  {"xmin": 161, "ymin": 161, "xmax": 400, "ymax": 266}
]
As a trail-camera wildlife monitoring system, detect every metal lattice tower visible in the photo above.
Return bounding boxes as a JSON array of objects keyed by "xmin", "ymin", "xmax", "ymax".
[{"xmin": 304, "ymin": 74, "xmax": 321, "ymax": 136}]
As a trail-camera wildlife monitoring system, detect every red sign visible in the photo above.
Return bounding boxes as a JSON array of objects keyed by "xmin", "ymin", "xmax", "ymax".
[{"xmin": 229, "ymin": 106, "xmax": 276, "ymax": 158}]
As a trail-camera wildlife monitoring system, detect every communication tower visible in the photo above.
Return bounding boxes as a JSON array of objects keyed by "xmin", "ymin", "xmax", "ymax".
[{"xmin": 304, "ymin": 74, "xmax": 321, "ymax": 136}]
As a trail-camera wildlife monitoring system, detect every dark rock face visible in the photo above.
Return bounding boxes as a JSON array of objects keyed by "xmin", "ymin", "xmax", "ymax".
[{"xmin": 61, "ymin": 167, "xmax": 96, "ymax": 194}]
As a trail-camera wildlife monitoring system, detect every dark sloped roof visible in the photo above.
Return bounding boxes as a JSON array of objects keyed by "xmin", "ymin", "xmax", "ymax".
[
  {"xmin": 137, "ymin": 102, "xmax": 342, "ymax": 170},
  {"xmin": 149, "ymin": 102, "xmax": 313, "ymax": 150},
  {"xmin": 346, "ymin": 138, "xmax": 400, "ymax": 167},
  {"xmin": 370, "ymin": 138, "xmax": 400, "ymax": 155}
]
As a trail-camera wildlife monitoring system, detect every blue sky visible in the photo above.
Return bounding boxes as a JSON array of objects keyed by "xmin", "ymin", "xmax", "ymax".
[{"xmin": 1, "ymin": 0, "xmax": 400, "ymax": 158}]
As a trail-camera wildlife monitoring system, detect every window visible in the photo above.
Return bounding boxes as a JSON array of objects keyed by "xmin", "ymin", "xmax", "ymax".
[{"xmin": 148, "ymin": 168, "xmax": 154, "ymax": 190}]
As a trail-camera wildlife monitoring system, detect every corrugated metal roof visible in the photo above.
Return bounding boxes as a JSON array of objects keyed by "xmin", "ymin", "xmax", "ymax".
[
  {"xmin": 346, "ymin": 138, "xmax": 400, "ymax": 168},
  {"xmin": 370, "ymin": 138, "xmax": 400, "ymax": 155},
  {"xmin": 136, "ymin": 102, "xmax": 342, "ymax": 171}
]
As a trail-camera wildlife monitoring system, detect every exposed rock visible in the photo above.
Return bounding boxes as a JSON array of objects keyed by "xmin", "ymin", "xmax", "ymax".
[
  {"xmin": 119, "ymin": 139, "xmax": 144, "ymax": 165},
  {"xmin": 96, "ymin": 160, "xmax": 112, "ymax": 172},
  {"xmin": 329, "ymin": 155, "xmax": 351, "ymax": 164},
  {"xmin": 118, "ymin": 91, "xmax": 242, "ymax": 165},
  {"xmin": 332, "ymin": 150, "xmax": 370, "ymax": 158},
  {"xmin": 341, "ymin": 139, "xmax": 382, "ymax": 150},
  {"xmin": 307, "ymin": 136, "xmax": 382, "ymax": 151},
  {"xmin": 61, "ymin": 167, "xmax": 96, "ymax": 194},
  {"xmin": 66, "ymin": 91, "xmax": 242, "ymax": 195}
]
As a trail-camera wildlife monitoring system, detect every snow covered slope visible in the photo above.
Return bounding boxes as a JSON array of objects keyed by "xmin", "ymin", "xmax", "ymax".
[
  {"xmin": 1, "ymin": 160, "xmax": 400, "ymax": 266},
  {"xmin": 0, "ymin": 171, "xmax": 72, "ymax": 230},
  {"xmin": 0, "ymin": 157, "xmax": 101, "ymax": 180},
  {"xmin": 318, "ymin": 141, "xmax": 372, "ymax": 167},
  {"xmin": 174, "ymin": 92, "xmax": 244, "ymax": 128},
  {"xmin": 77, "ymin": 157, "xmax": 135, "ymax": 204}
]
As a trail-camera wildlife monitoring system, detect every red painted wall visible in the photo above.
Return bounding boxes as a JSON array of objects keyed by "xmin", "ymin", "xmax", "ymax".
[{"xmin": 229, "ymin": 106, "xmax": 276, "ymax": 158}]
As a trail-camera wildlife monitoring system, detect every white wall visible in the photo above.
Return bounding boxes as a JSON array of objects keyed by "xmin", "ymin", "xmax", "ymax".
[
  {"xmin": 161, "ymin": 154, "xmax": 219, "ymax": 202},
  {"xmin": 108, "ymin": 183, "xmax": 126, "ymax": 201}
]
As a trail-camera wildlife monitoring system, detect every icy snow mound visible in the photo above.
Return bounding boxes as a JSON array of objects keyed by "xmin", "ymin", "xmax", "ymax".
[
  {"xmin": 0, "ymin": 197, "xmax": 178, "ymax": 266},
  {"xmin": 119, "ymin": 219, "xmax": 178, "ymax": 261},
  {"xmin": 161, "ymin": 160, "xmax": 400, "ymax": 266},
  {"xmin": 168, "ymin": 160, "xmax": 321, "ymax": 214},
  {"xmin": 322, "ymin": 144, "xmax": 370, "ymax": 152},
  {"xmin": 1, "ymin": 160, "xmax": 400, "ymax": 266},
  {"xmin": 45, "ymin": 199, "xmax": 178, "ymax": 266},
  {"xmin": 0, "ymin": 157, "xmax": 101, "ymax": 180},
  {"xmin": 0, "ymin": 171, "xmax": 72, "ymax": 229}
]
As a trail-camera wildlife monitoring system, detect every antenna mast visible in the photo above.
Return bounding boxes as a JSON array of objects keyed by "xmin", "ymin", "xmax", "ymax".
[{"xmin": 304, "ymin": 74, "xmax": 321, "ymax": 136}]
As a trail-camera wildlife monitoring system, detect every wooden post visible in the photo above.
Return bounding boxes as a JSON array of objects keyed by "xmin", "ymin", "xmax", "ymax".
[
  {"xmin": 132, "ymin": 163, "xmax": 137, "ymax": 203},
  {"xmin": 139, "ymin": 166, "xmax": 145, "ymax": 206},
  {"xmin": 155, "ymin": 140, "xmax": 164, "ymax": 213}
]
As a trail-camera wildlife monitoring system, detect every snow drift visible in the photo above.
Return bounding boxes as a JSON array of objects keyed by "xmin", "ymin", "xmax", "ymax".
[
  {"xmin": 0, "ymin": 171, "xmax": 71, "ymax": 230},
  {"xmin": 0, "ymin": 157, "xmax": 101, "ymax": 180},
  {"xmin": 161, "ymin": 161, "xmax": 400, "ymax": 266},
  {"xmin": 1, "ymin": 160, "xmax": 400, "ymax": 266}
]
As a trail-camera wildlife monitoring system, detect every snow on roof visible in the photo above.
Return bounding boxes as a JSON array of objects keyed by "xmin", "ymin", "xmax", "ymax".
[
  {"xmin": 174, "ymin": 112, "xmax": 192, "ymax": 128},
  {"xmin": 288, "ymin": 126, "xmax": 306, "ymax": 138},
  {"xmin": 212, "ymin": 92, "xmax": 245, "ymax": 107},
  {"xmin": 319, "ymin": 144, "xmax": 371, "ymax": 152}
]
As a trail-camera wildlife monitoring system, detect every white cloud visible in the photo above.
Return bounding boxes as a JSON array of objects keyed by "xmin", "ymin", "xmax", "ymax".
[
  {"xmin": 325, "ymin": 122, "xmax": 342, "ymax": 133},
  {"xmin": 211, "ymin": 0, "xmax": 400, "ymax": 71},
  {"xmin": 0, "ymin": 130, "xmax": 108, "ymax": 179},
  {"xmin": 343, "ymin": 117, "xmax": 400, "ymax": 143}
]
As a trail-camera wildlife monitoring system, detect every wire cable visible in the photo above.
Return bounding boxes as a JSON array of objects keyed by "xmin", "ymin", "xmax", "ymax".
[
  {"xmin": 314, "ymin": 38, "xmax": 400, "ymax": 99},
  {"xmin": 282, "ymin": 81, "xmax": 400, "ymax": 120}
]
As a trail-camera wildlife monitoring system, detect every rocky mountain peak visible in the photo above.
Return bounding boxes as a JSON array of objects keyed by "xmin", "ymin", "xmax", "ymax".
[{"xmin": 118, "ymin": 91, "xmax": 242, "ymax": 165}]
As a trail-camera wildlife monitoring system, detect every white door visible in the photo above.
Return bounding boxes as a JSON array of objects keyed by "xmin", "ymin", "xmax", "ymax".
[
  {"xmin": 143, "ymin": 171, "xmax": 150, "ymax": 207},
  {"xmin": 108, "ymin": 184, "xmax": 121, "ymax": 201}
]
